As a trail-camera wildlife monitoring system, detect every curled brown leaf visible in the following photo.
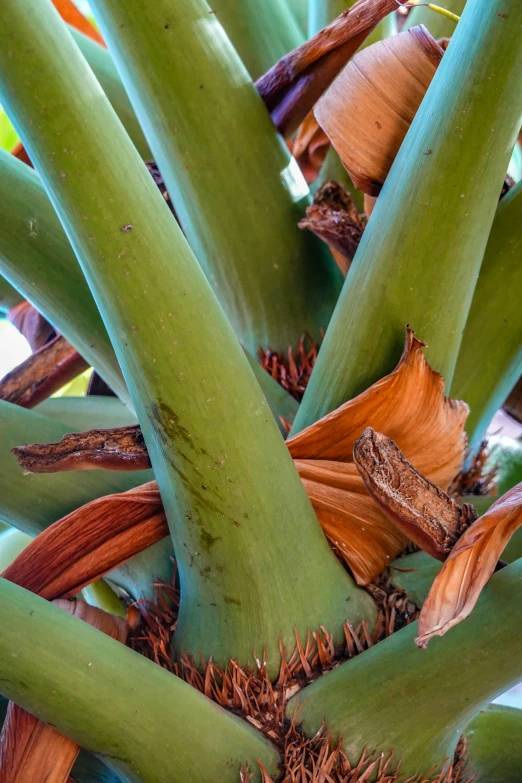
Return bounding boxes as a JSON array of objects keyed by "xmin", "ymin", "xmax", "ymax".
[{"xmin": 416, "ymin": 483, "xmax": 522, "ymax": 648}]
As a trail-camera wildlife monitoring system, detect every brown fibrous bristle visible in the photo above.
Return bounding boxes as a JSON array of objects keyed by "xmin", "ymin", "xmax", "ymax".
[
  {"xmin": 449, "ymin": 440, "xmax": 497, "ymax": 499},
  {"xmin": 259, "ymin": 334, "xmax": 320, "ymax": 411}
]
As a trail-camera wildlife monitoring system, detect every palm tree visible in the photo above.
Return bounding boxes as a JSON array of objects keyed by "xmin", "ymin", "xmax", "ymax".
[{"xmin": 0, "ymin": 0, "xmax": 521, "ymax": 780}]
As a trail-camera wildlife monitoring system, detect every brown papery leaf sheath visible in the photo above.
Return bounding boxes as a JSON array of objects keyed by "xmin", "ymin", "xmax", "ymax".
[
  {"xmin": 12, "ymin": 330, "xmax": 467, "ymax": 586},
  {"xmin": 255, "ymin": 0, "xmax": 398, "ymax": 135},
  {"xmin": 0, "ymin": 334, "xmax": 89, "ymax": 408},
  {"xmin": 287, "ymin": 329, "xmax": 468, "ymax": 584},
  {"xmin": 416, "ymin": 483, "xmax": 522, "ymax": 648},
  {"xmin": 298, "ymin": 180, "xmax": 366, "ymax": 274},
  {"xmin": 12, "ymin": 425, "xmax": 151, "ymax": 473},
  {"xmin": 1, "ymin": 482, "xmax": 167, "ymax": 599},
  {"xmin": 0, "ymin": 601, "xmax": 127, "ymax": 783},
  {"xmin": 354, "ymin": 428, "xmax": 477, "ymax": 560},
  {"xmin": 291, "ymin": 111, "xmax": 331, "ymax": 183}
]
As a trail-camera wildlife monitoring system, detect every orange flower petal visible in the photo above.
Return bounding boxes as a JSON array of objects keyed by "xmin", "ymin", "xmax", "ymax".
[{"xmin": 416, "ymin": 483, "xmax": 522, "ymax": 648}]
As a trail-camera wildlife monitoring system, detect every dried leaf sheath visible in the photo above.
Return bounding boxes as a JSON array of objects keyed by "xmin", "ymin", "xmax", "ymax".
[
  {"xmin": 0, "ymin": 335, "xmax": 88, "ymax": 408},
  {"xmin": 12, "ymin": 425, "xmax": 151, "ymax": 472},
  {"xmin": 256, "ymin": 0, "xmax": 398, "ymax": 134},
  {"xmin": 353, "ymin": 428, "xmax": 476, "ymax": 560},
  {"xmin": 1, "ymin": 482, "xmax": 167, "ymax": 599},
  {"xmin": 417, "ymin": 483, "xmax": 522, "ymax": 648}
]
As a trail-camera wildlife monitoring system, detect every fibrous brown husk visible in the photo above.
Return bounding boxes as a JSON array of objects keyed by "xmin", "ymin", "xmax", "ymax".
[
  {"xmin": 298, "ymin": 180, "xmax": 366, "ymax": 274},
  {"xmin": 258, "ymin": 335, "xmax": 320, "ymax": 406}
]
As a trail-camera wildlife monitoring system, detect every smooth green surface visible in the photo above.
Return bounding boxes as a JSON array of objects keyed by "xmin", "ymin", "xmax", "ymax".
[
  {"xmin": 0, "ymin": 401, "xmax": 152, "ymax": 537},
  {"xmin": 106, "ymin": 538, "xmax": 175, "ymax": 603},
  {"xmin": 465, "ymin": 705, "xmax": 522, "ymax": 783},
  {"xmin": 389, "ymin": 551, "xmax": 442, "ymax": 607},
  {"xmin": 288, "ymin": 0, "xmax": 308, "ymax": 35},
  {"xmin": 244, "ymin": 348, "xmax": 299, "ymax": 433},
  {"xmin": 0, "ymin": 579, "xmax": 280, "ymax": 783},
  {"xmin": 0, "ymin": 0, "xmax": 374, "ymax": 674},
  {"xmin": 292, "ymin": 0, "xmax": 522, "ymax": 433},
  {"xmin": 211, "ymin": 0, "xmax": 304, "ymax": 80},
  {"xmin": 82, "ymin": 579, "xmax": 126, "ymax": 618},
  {"xmin": 452, "ymin": 182, "xmax": 522, "ymax": 452},
  {"xmin": 291, "ymin": 559, "xmax": 522, "ymax": 778},
  {"xmin": 405, "ymin": 0, "xmax": 465, "ymax": 38},
  {"xmin": 90, "ymin": 0, "xmax": 343, "ymax": 357},
  {"xmin": 68, "ymin": 27, "xmax": 151, "ymax": 159},
  {"xmin": 0, "ymin": 273, "xmax": 23, "ymax": 313},
  {"xmin": 0, "ymin": 526, "xmax": 31, "ymax": 571},
  {"xmin": 36, "ymin": 395, "xmax": 138, "ymax": 430},
  {"xmin": 0, "ymin": 149, "xmax": 129, "ymax": 403}
]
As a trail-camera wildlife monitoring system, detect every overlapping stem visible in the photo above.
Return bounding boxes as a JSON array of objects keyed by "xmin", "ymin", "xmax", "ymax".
[
  {"xmin": 0, "ymin": 579, "xmax": 280, "ymax": 783},
  {"xmin": 292, "ymin": 0, "xmax": 522, "ymax": 433},
  {"xmin": 0, "ymin": 0, "xmax": 373, "ymax": 675},
  {"xmin": 404, "ymin": 0, "xmax": 465, "ymax": 38},
  {"xmin": 291, "ymin": 559, "xmax": 522, "ymax": 778},
  {"xmin": 88, "ymin": 0, "xmax": 343, "ymax": 356},
  {"xmin": 452, "ymin": 181, "xmax": 522, "ymax": 452}
]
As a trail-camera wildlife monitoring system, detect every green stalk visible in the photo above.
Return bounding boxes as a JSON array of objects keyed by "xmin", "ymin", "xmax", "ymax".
[
  {"xmin": 292, "ymin": 0, "xmax": 522, "ymax": 433},
  {"xmin": 452, "ymin": 182, "xmax": 522, "ymax": 452},
  {"xmin": 0, "ymin": 579, "xmax": 280, "ymax": 783},
  {"xmin": 0, "ymin": 695, "xmax": 128, "ymax": 783},
  {"xmin": 67, "ymin": 27, "xmax": 151, "ymax": 159},
  {"xmin": 36, "ymin": 396, "xmax": 138, "ymax": 430},
  {"xmin": 0, "ymin": 0, "xmax": 373, "ymax": 673},
  {"xmin": 291, "ymin": 559, "xmax": 522, "ymax": 778},
  {"xmin": 464, "ymin": 705, "xmax": 522, "ymax": 783},
  {"xmin": 89, "ymin": 0, "xmax": 343, "ymax": 357},
  {"xmin": 0, "ymin": 401, "xmax": 152, "ymax": 537},
  {"xmin": 287, "ymin": 0, "xmax": 308, "ymax": 35},
  {"xmin": 0, "ymin": 149, "xmax": 129, "ymax": 403},
  {"xmin": 404, "ymin": 0, "xmax": 465, "ymax": 38},
  {"xmin": 210, "ymin": 0, "xmax": 304, "ymax": 80},
  {"xmin": 0, "ymin": 274, "xmax": 23, "ymax": 313}
]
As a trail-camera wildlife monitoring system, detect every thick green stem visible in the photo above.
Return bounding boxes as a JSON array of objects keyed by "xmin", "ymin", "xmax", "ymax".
[
  {"xmin": 210, "ymin": 0, "xmax": 304, "ymax": 80},
  {"xmin": 0, "ymin": 401, "xmax": 152, "ymax": 537},
  {"xmin": 291, "ymin": 559, "xmax": 522, "ymax": 778},
  {"xmin": 464, "ymin": 705, "xmax": 522, "ymax": 783},
  {"xmin": 452, "ymin": 182, "xmax": 522, "ymax": 452},
  {"xmin": 0, "ymin": 274, "xmax": 23, "ymax": 313},
  {"xmin": 0, "ymin": 0, "xmax": 373, "ymax": 674},
  {"xmin": 67, "ymin": 27, "xmax": 151, "ymax": 159},
  {"xmin": 0, "ymin": 579, "xmax": 280, "ymax": 783},
  {"xmin": 292, "ymin": 0, "xmax": 522, "ymax": 433},
  {"xmin": 0, "ymin": 149, "xmax": 128, "ymax": 403},
  {"xmin": 405, "ymin": 0, "xmax": 465, "ymax": 38},
  {"xmin": 287, "ymin": 0, "xmax": 308, "ymax": 35},
  {"xmin": 36, "ymin": 395, "xmax": 138, "ymax": 430},
  {"xmin": 89, "ymin": 0, "xmax": 343, "ymax": 357}
]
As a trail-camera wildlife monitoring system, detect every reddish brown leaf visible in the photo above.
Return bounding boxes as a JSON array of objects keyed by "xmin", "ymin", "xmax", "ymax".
[
  {"xmin": 256, "ymin": 0, "xmax": 398, "ymax": 135},
  {"xmin": 417, "ymin": 483, "xmax": 522, "ymax": 648}
]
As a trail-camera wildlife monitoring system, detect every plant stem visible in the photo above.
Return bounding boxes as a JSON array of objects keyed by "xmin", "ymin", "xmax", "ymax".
[
  {"xmin": 89, "ymin": 0, "xmax": 343, "ymax": 357},
  {"xmin": 210, "ymin": 0, "xmax": 304, "ymax": 80},
  {"xmin": 0, "ymin": 149, "xmax": 129, "ymax": 404},
  {"xmin": 405, "ymin": 0, "xmax": 466, "ymax": 38},
  {"xmin": 290, "ymin": 559, "xmax": 522, "ymax": 777},
  {"xmin": 36, "ymin": 395, "xmax": 138, "ymax": 430},
  {"xmin": 292, "ymin": 0, "xmax": 522, "ymax": 433},
  {"xmin": 464, "ymin": 705, "xmax": 522, "ymax": 783},
  {"xmin": 452, "ymin": 181, "xmax": 522, "ymax": 452},
  {"xmin": 0, "ymin": 579, "xmax": 280, "ymax": 783},
  {"xmin": 0, "ymin": 0, "xmax": 373, "ymax": 674},
  {"xmin": 67, "ymin": 27, "xmax": 151, "ymax": 158},
  {"xmin": 287, "ymin": 0, "xmax": 308, "ymax": 35}
]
